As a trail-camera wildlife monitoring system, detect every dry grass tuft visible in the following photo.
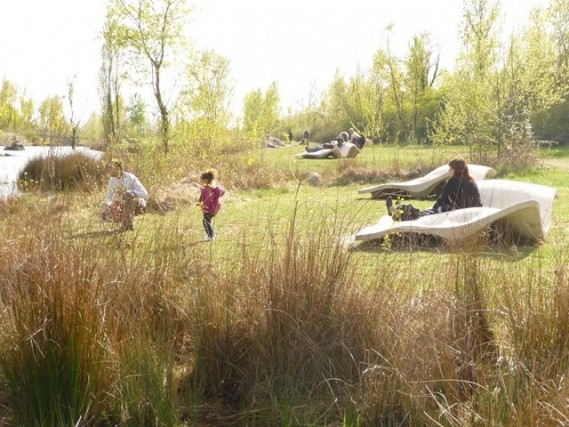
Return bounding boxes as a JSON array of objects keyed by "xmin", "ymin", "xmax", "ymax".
[{"xmin": 18, "ymin": 151, "xmax": 105, "ymax": 193}]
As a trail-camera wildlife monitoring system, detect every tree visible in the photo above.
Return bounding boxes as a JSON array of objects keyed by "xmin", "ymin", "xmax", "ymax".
[
  {"xmin": 548, "ymin": 0, "xmax": 569, "ymax": 78},
  {"xmin": 99, "ymin": 10, "xmax": 125, "ymax": 146},
  {"xmin": 126, "ymin": 93, "xmax": 147, "ymax": 137},
  {"xmin": 498, "ymin": 9, "xmax": 560, "ymax": 148},
  {"xmin": 66, "ymin": 79, "xmax": 82, "ymax": 149},
  {"xmin": 18, "ymin": 95, "xmax": 35, "ymax": 139},
  {"xmin": 109, "ymin": 0, "xmax": 192, "ymax": 154},
  {"xmin": 182, "ymin": 50, "xmax": 233, "ymax": 147},
  {"xmin": 263, "ymin": 82, "xmax": 280, "ymax": 133},
  {"xmin": 532, "ymin": 0, "xmax": 569, "ymax": 142},
  {"xmin": 431, "ymin": 0, "xmax": 501, "ymax": 158},
  {"xmin": 372, "ymin": 46, "xmax": 407, "ymax": 142},
  {"xmin": 38, "ymin": 96, "xmax": 68, "ymax": 144},
  {"xmin": 324, "ymin": 71, "xmax": 351, "ymax": 133},
  {"xmin": 242, "ymin": 82, "xmax": 280, "ymax": 137},
  {"xmin": 404, "ymin": 34, "xmax": 441, "ymax": 143},
  {"xmin": 373, "ymin": 27, "xmax": 409, "ymax": 142},
  {"xmin": 243, "ymin": 89, "xmax": 264, "ymax": 136},
  {"xmin": 0, "ymin": 79, "xmax": 18, "ymax": 131}
]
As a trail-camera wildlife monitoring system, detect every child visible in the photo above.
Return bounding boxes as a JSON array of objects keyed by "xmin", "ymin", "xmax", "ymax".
[{"xmin": 198, "ymin": 170, "xmax": 225, "ymax": 242}]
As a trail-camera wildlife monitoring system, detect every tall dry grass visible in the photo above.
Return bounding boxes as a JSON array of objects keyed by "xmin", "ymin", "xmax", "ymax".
[
  {"xmin": 18, "ymin": 151, "xmax": 106, "ymax": 193},
  {"xmin": 1, "ymin": 196, "xmax": 569, "ymax": 425}
]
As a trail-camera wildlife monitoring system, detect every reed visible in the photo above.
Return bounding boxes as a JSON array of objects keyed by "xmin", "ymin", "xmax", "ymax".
[
  {"xmin": 18, "ymin": 151, "xmax": 105, "ymax": 193},
  {"xmin": 1, "ymin": 143, "xmax": 569, "ymax": 425}
]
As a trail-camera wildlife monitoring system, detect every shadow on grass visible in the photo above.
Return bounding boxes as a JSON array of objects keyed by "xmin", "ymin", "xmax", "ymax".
[{"xmin": 350, "ymin": 233, "xmax": 539, "ymax": 261}]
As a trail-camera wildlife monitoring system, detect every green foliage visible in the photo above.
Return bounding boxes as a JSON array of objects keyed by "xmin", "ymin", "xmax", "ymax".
[
  {"xmin": 177, "ymin": 49, "xmax": 233, "ymax": 150},
  {"xmin": 38, "ymin": 96, "xmax": 69, "ymax": 145},
  {"xmin": 430, "ymin": 0, "xmax": 569, "ymax": 164},
  {"xmin": 119, "ymin": 340, "xmax": 178, "ymax": 426},
  {"xmin": 108, "ymin": 0, "xmax": 192, "ymax": 154},
  {"xmin": 243, "ymin": 82, "xmax": 280, "ymax": 136},
  {"xmin": 0, "ymin": 79, "xmax": 18, "ymax": 131}
]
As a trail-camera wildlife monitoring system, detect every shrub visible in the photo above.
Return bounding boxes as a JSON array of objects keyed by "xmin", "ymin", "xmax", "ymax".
[{"xmin": 18, "ymin": 151, "xmax": 105, "ymax": 193}]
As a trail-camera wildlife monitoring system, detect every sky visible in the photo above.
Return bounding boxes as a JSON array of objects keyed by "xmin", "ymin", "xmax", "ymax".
[{"xmin": 0, "ymin": 0, "xmax": 551, "ymax": 119}]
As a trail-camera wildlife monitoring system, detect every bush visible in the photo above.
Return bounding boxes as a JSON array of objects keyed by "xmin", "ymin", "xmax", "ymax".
[{"xmin": 18, "ymin": 151, "xmax": 105, "ymax": 193}]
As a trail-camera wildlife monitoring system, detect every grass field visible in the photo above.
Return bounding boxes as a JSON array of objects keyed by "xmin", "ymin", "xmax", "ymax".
[{"xmin": 1, "ymin": 142, "xmax": 569, "ymax": 426}]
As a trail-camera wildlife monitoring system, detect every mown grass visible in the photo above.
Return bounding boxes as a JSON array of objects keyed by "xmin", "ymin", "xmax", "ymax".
[{"xmin": 0, "ymin": 142, "xmax": 569, "ymax": 425}]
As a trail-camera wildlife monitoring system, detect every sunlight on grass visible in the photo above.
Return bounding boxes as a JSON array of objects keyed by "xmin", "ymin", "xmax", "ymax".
[{"xmin": 1, "ymin": 143, "xmax": 569, "ymax": 425}]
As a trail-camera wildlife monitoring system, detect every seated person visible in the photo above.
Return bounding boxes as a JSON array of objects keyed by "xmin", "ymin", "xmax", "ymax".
[
  {"xmin": 386, "ymin": 157, "xmax": 482, "ymax": 221},
  {"xmin": 348, "ymin": 128, "xmax": 366, "ymax": 149},
  {"xmin": 100, "ymin": 159, "xmax": 149, "ymax": 231}
]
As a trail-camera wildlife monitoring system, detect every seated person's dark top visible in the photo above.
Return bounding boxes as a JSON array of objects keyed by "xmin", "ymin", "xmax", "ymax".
[{"xmin": 433, "ymin": 175, "xmax": 482, "ymax": 213}]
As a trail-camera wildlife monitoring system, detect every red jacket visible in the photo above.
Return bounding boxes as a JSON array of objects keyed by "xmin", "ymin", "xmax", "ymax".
[{"xmin": 199, "ymin": 185, "xmax": 225, "ymax": 215}]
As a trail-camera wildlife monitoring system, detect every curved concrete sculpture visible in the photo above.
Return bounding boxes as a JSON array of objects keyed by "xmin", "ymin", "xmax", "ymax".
[
  {"xmin": 296, "ymin": 142, "xmax": 361, "ymax": 159},
  {"xmin": 355, "ymin": 179, "xmax": 557, "ymax": 244},
  {"xmin": 358, "ymin": 164, "xmax": 497, "ymax": 199},
  {"xmin": 265, "ymin": 135, "xmax": 286, "ymax": 148}
]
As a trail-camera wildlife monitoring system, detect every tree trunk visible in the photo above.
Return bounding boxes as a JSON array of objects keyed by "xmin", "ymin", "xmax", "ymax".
[{"xmin": 153, "ymin": 66, "xmax": 170, "ymax": 154}]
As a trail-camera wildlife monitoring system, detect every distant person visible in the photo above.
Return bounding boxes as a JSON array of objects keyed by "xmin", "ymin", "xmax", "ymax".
[
  {"xmin": 348, "ymin": 128, "xmax": 366, "ymax": 149},
  {"xmin": 198, "ymin": 169, "xmax": 225, "ymax": 242},
  {"xmin": 386, "ymin": 157, "xmax": 482, "ymax": 221},
  {"xmin": 338, "ymin": 131, "xmax": 349, "ymax": 144},
  {"xmin": 301, "ymin": 129, "xmax": 310, "ymax": 145},
  {"xmin": 100, "ymin": 159, "xmax": 148, "ymax": 231},
  {"xmin": 288, "ymin": 129, "xmax": 293, "ymax": 143}
]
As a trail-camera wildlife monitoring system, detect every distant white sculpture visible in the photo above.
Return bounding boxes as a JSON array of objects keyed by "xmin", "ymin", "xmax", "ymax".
[{"xmin": 296, "ymin": 141, "xmax": 361, "ymax": 159}]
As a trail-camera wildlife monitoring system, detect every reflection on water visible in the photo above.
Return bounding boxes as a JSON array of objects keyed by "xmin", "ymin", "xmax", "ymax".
[{"xmin": 0, "ymin": 146, "xmax": 104, "ymax": 199}]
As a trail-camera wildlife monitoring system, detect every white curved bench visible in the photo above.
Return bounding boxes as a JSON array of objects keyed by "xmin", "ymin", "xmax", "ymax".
[
  {"xmin": 358, "ymin": 164, "xmax": 497, "ymax": 199},
  {"xmin": 355, "ymin": 179, "xmax": 557, "ymax": 244},
  {"xmin": 296, "ymin": 142, "xmax": 361, "ymax": 159}
]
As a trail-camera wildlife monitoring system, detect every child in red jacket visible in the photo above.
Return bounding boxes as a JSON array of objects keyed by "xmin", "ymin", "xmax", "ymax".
[{"xmin": 198, "ymin": 170, "xmax": 225, "ymax": 242}]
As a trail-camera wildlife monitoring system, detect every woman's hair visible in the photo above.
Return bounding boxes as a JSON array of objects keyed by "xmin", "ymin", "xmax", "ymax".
[
  {"xmin": 448, "ymin": 157, "xmax": 474, "ymax": 182},
  {"xmin": 200, "ymin": 170, "xmax": 215, "ymax": 184}
]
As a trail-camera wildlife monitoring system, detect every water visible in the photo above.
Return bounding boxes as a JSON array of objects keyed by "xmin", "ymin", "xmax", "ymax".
[{"xmin": 0, "ymin": 146, "xmax": 104, "ymax": 199}]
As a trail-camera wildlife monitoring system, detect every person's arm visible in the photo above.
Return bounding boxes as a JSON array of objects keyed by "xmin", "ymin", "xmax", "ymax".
[
  {"xmin": 128, "ymin": 174, "xmax": 149, "ymax": 200},
  {"xmin": 432, "ymin": 179, "xmax": 454, "ymax": 211}
]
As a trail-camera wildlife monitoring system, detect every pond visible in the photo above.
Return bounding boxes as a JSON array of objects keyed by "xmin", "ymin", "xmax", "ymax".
[{"xmin": 0, "ymin": 146, "xmax": 104, "ymax": 199}]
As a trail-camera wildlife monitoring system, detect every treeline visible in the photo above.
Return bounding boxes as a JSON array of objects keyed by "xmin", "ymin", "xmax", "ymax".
[
  {"xmin": 277, "ymin": 0, "xmax": 569, "ymax": 158},
  {"xmin": 1, "ymin": 0, "xmax": 569, "ymax": 157}
]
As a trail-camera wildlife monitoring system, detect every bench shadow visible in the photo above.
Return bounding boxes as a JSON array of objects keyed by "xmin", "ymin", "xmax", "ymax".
[{"xmin": 349, "ymin": 233, "xmax": 539, "ymax": 261}]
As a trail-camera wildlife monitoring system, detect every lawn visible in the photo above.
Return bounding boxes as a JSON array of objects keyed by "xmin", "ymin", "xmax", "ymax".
[
  {"xmin": 1, "ymin": 141, "xmax": 569, "ymax": 426},
  {"xmin": 65, "ymin": 142, "xmax": 569, "ymax": 269}
]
